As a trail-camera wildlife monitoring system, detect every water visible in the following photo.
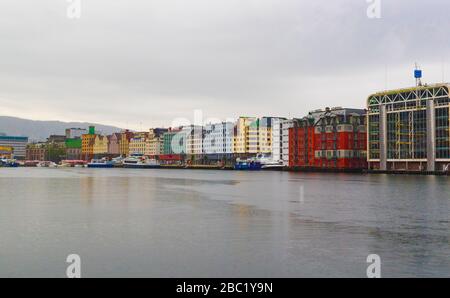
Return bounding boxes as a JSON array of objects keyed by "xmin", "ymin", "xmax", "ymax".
[{"xmin": 0, "ymin": 168, "xmax": 449, "ymax": 278}]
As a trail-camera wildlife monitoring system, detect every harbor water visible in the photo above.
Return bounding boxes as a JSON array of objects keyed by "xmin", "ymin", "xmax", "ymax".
[{"xmin": 0, "ymin": 168, "xmax": 449, "ymax": 277}]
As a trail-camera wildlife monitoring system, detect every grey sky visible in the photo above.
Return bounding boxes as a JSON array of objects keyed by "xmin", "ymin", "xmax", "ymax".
[{"xmin": 0, "ymin": 0, "xmax": 449, "ymax": 129}]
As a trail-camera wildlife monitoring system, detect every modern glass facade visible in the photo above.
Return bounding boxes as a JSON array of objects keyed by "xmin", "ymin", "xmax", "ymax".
[{"xmin": 367, "ymin": 84, "xmax": 450, "ymax": 172}]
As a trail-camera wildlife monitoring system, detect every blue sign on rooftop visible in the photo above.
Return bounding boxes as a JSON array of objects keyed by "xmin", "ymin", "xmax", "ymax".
[{"xmin": 414, "ymin": 69, "xmax": 422, "ymax": 79}]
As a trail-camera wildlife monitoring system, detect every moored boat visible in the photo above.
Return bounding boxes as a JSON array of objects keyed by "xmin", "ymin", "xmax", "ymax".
[
  {"xmin": 87, "ymin": 158, "xmax": 114, "ymax": 168},
  {"xmin": 234, "ymin": 158, "xmax": 262, "ymax": 171},
  {"xmin": 122, "ymin": 155, "xmax": 161, "ymax": 169},
  {"xmin": 0, "ymin": 158, "xmax": 19, "ymax": 167},
  {"xmin": 37, "ymin": 161, "xmax": 58, "ymax": 168}
]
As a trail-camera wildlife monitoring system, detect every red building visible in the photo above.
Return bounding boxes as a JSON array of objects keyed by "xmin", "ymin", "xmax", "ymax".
[{"xmin": 289, "ymin": 108, "xmax": 367, "ymax": 170}]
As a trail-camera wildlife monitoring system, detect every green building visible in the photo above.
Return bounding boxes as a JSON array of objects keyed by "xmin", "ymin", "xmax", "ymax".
[{"xmin": 163, "ymin": 130, "xmax": 186, "ymax": 155}]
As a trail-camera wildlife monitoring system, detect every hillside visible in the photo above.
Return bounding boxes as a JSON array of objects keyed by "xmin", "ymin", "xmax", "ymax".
[{"xmin": 0, "ymin": 116, "xmax": 123, "ymax": 142}]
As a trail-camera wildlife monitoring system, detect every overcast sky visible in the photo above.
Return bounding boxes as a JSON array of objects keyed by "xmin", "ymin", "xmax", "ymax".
[{"xmin": 0, "ymin": 0, "xmax": 449, "ymax": 129}]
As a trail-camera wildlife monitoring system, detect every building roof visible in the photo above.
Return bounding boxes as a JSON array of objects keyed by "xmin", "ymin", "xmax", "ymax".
[{"xmin": 0, "ymin": 135, "xmax": 28, "ymax": 141}]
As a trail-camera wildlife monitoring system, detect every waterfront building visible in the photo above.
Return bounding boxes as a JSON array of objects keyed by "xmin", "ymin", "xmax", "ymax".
[
  {"xmin": 0, "ymin": 145, "xmax": 13, "ymax": 159},
  {"xmin": 258, "ymin": 117, "xmax": 275, "ymax": 154},
  {"xmin": 203, "ymin": 122, "xmax": 234, "ymax": 154},
  {"xmin": 0, "ymin": 135, "xmax": 28, "ymax": 160},
  {"xmin": 271, "ymin": 118, "xmax": 286, "ymax": 162},
  {"xmin": 144, "ymin": 128, "xmax": 167, "ymax": 156},
  {"xmin": 184, "ymin": 125, "xmax": 204, "ymax": 155},
  {"xmin": 367, "ymin": 83, "xmax": 450, "ymax": 172},
  {"xmin": 119, "ymin": 130, "xmax": 134, "ymax": 156},
  {"xmin": 289, "ymin": 107, "xmax": 367, "ymax": 170},
  {"xmin": 163, "ymin": 128, "xmax": 186, "ymax": 155},
  {"xmin": 26, "ymin": 143, "xmax": 47, "ymax": 161},
  {"xmin": 93, "ymin": 135, "xmax": 108, "ymax": 155},
  {"xmin": 65, "ymin": 128, "xmax": 87, "ymax": 139},
  {"xmin": 81, "ymin": 126, "xmax": 96, "ymax": 160},
  {"xmin": 107, "ymin": 133, "xmax": 121, "ymax": 155},
  {"xmin": 233, "ymin": 117, "xmax": 275, "ymax": 155},
  {"xmin": 281, "ymin": 119, "xmax": 295, "ymax": 166},
  {"xmin": 233, "ymin": 117, "xmax": 257, "ymax": 154},
  {"xmin": 65, "ymin": 138, "xmax": 82, "ymax": 160},
  {"xmin": 129, "ymin": 136, "xmax": 147, "ymax": 155}
]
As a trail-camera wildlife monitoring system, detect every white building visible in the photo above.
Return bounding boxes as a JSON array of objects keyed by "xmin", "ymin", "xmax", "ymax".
[
  {"xmin": 281, "ymin": 119, "xmax": 295, "ymax": 166},
  {"xmin": 203, "ymin": 122, "xmax": 234, "ymax": 154},
  {"xmin": 271, "ymin": 118, "xmax": 286, "ymax": 162},
  {"xmin": 65, "ymin": 128, "xmax": 88, "ymax": 139},
  {"xmin": 184, "ymin": 125, "xmax": 204, "ymax": 155}
]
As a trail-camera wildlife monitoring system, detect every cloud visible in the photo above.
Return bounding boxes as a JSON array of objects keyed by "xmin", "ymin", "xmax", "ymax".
[{"xmin": 0, "ymin": 0, "xmax": 449, "ymax": 129}]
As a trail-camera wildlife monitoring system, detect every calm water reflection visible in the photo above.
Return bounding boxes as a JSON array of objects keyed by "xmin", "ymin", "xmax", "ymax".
[{"xmin": 0, "ymin": 168, "xmax": 449, "ymax": 277}]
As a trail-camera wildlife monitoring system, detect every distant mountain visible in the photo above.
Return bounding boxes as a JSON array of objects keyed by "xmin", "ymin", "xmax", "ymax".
[{"xmin": 0, "ymin": 116, "xmax": 124, "ymax": 142}]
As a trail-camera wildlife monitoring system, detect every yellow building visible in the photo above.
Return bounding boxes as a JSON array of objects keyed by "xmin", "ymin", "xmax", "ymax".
[
  {"xmin": 258, "ymin": 118, "xmax": 273, "ymax": 154},
  {"xmin": 81, "ymin": 134, "xmax": 96, "ymax": 160},
  {"xmin": 233, "ymin": 117, "xmax": 257, "ymax": 154},
  {"xmin": 119, "ymin": 130, "xmax": 134, "ymax": 156},
  {"xmin": 0, "ymin": 146, "xmax": 13, "ymax": 159},
  {"xmin": 129, "ymin": 137, "xmax": 147, "ymax": 155},
  {"xmin": 145, "ymin": 137, "xmax": 163, "ymax": 156},
  {"xmin": 93, "ymin": 135, "xmax": 108, "ymax": 155},
  {"xmin": 232, "ymin": 117, "xmax": 273, "ymax": 154}
]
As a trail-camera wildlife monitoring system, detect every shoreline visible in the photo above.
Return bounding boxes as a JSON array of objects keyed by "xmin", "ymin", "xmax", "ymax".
[{"xmin": 3, "ymin": 165, "xmax": 450, "ymax": 176}]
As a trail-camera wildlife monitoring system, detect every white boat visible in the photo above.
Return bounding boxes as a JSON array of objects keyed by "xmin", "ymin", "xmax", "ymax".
[
  {"xmin": 256, "ymin": 154, "xmax": 285, "ymax": 170},
  {"xmin": 37, "ymin": 161, "xmax": 58, "ymax": 168},
  {"xmin": 123, "ymin": 155, "xmax": 161, "ymax": 169}
]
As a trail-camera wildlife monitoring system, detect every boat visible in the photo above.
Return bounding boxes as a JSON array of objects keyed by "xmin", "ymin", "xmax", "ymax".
[
  {"xmin": 234, "ymin": 158, "xmax": 262, "ymax": 171},
  {"xmin": 37, "ymin": 161, "xmax": 58, "ymax": 168},
  {"xmin": 59, "ymin": 160, "xmax": 87, "ymax": 168},
  {"xmin": 256, "ymin": 154, "xmax": 285, "ymax": 171},
  {"xmin": 122, "ymin": 155, "xmax": 161, "ymax": 169},
  {"xmin": 87, "ymin": 158, "xmax": 114, "ymax": 168},
  {"xmin": 0, "ymin": 158, "xmax": 19, "ymax": 167},
  {"xmin": 111, "ymin": 156, "xmax": 124, "ymax": 167}
]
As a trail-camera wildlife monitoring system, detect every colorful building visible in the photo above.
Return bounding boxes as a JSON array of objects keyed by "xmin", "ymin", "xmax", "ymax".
[
  {"xmin": 233, "ymin": 117, "xmax": 257, "ymax": 154},
  {"xmin": 289, "ymin": 108, "xmax": 367, "ymax": 170},
  {"xmin": 119, "ymin": 130, "xmax": 134, "ymax": 156},
  {"xmin": 367, "ymin": 83, "xmax": 450, "ymax": 172},
  {"xmin": 0, "ymin": 135, "xmax": 28, "ymax": 160},
  {"xmin": 26, "ymin": 143, "xmax": 47, "ymax": 161},
  {"xmin": 65, "ymin": 138, "xmax": 82, "ymax": 160},
  {"xmin": 129, "ymin": 136, "xmax": 147, "ymax": 155},
  {"xmin": 145, "ymin": 129, "xmax": 167, "ymax": 156},
  {"xmin": 93, "ymin": 135, "xmax": 108, "ymax": 155},
  {"xmin": 108, "ymin": 133, "xmax": 121, "ymax": 155},
  {"xmin": 81, "ymin": 126, "xmax": 96, "ymax": 160},
  {"xmin": 0, "ymin": 146, "xmax": 13, "ymax": 159},
  {"xmin": 163, "ymin": 128, "xmax": 186, "ymax": 155},
  {"xmin": 258, "ymin": 117, "xmax": 275, "ymax": 154}
]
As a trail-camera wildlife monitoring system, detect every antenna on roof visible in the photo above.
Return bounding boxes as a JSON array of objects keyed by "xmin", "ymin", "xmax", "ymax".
[{"xmin": 414, "ymin": 63, "xmax": 423, "ymax": 87}]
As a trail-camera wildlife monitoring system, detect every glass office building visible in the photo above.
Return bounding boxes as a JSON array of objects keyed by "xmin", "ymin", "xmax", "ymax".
[{"xmin": 367, "ymin": 84, "xmax": 450, "ymax": 172}]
